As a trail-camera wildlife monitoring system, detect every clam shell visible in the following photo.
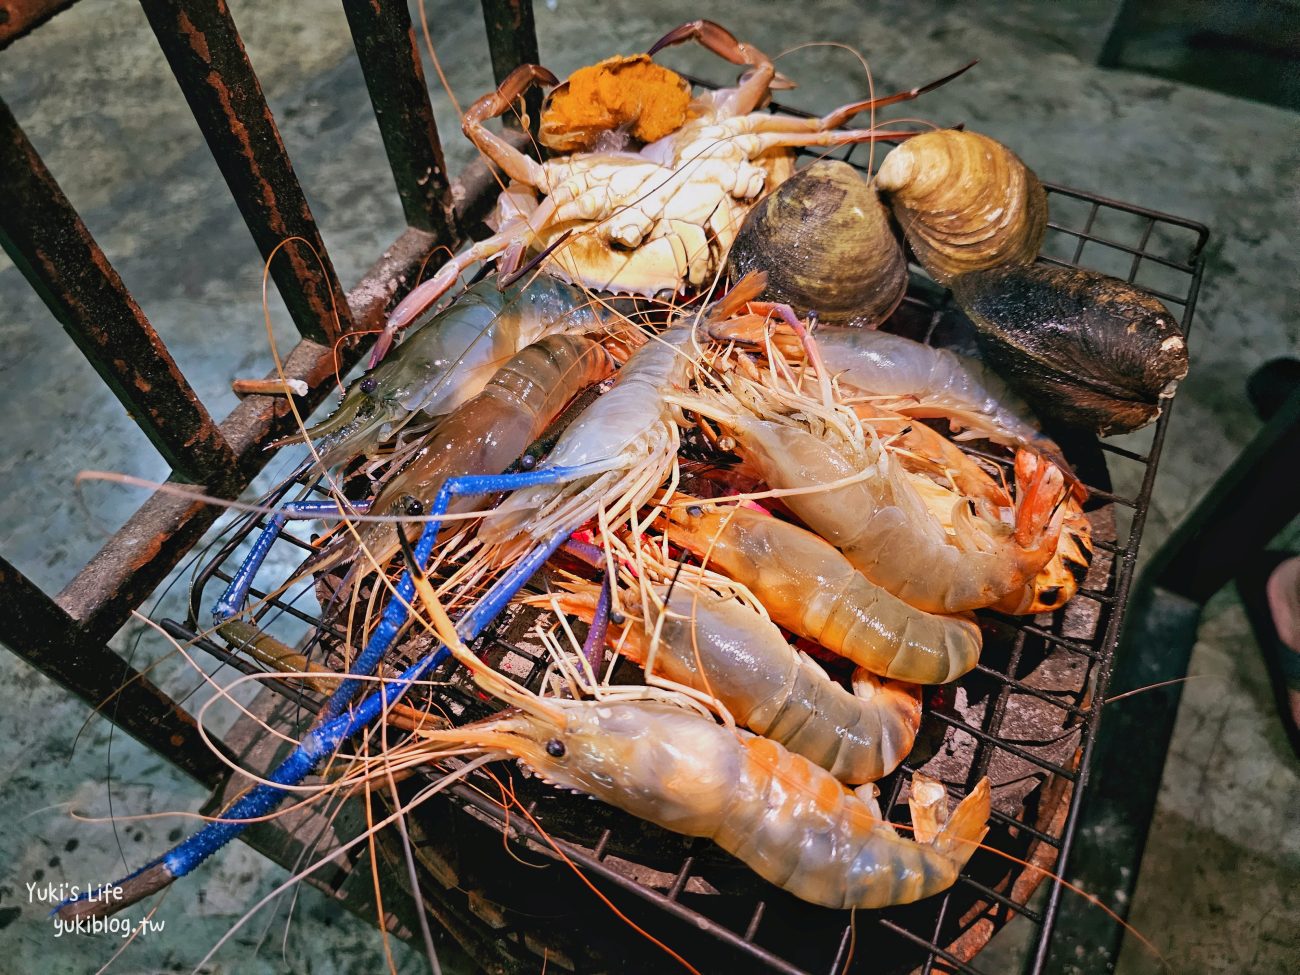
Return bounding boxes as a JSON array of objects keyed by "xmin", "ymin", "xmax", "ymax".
[
  {"xmin": 952, "ymin": 264, "xmax": 1188, "ymax": 436},
  {"xmin": 875, "ymin": 130, "xmax": 1047, "ymax": 285},
  {"xmin": 725, "ymin": 160, "xmax": 907, "ymax": 327}
]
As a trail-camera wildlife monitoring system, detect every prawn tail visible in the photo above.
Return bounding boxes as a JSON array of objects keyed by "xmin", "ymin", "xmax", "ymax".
[
  {"xmin": 702, "ymin": 270, "xmax": 768, "ymax": 323},
  {"xmin": 929, "ymin": 776, "xmax": 991, "ymax": 872},
  {"xmin": 1011, "ymin": 449, "xmax": 1067, "ymax": 550}
]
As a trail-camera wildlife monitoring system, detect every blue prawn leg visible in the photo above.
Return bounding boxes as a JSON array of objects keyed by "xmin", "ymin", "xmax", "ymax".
[
  {"xmin": 57, "ymin": 465, "xmax": 590, "ymax": 920},
  {"xmin": 212, "ymin": 499, "xmax": 372, "ymax": 625}
]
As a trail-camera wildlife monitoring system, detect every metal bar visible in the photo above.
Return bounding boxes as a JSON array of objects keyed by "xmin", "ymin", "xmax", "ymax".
[
  {"xmin": 137, "ymin": 0, "xmax": 351, "ymax": 345},
  {"xmin": 0, "ymin": 0, "xmax": 81, "ymax": 50},
  {"xmin": 167, "ymin": 619, "xmax": 323, "ymax": 712},
  {"xmin": 341, "ymin": 0, "xmax": 457, "ymax": 238},
  {"xmin": 55, "ymin": 336, "xmax": 345, "ymax": 645},
  {"xmin": 56, "ymin": 144, "xmax": 510, "ymax": 648},
  {"xmin": 479, "ymin": 0, "xmax": 541, "ymax": 131},
  {"xmin": 1069, "ymin": 203, "xmax": 1099, "ymax": 265},
  {"xmin": 1047, "ymin": 392, "xmax": 1300, "ymax": 972},
  {"xmin": 0, "ymin": 556, "xmax": 230, "ymax": 788},
  {"xmin": 1147, "ymin": 386, "xmax": 1300, "ymax": 603},
  {"xmin": 1030, "ymin": 264, "xmax": 1204, "ymax": 975},
  {"xmin": 0, "ymin": 95, "xmax": 239, "ymax": 486},
  {"xmin": 929, "ymin": 711, "xmax": 1078, "ymax": 781},
  {"xmin": 1047, "ymin": 223, "xmax": 1193, "ymax": 275}
]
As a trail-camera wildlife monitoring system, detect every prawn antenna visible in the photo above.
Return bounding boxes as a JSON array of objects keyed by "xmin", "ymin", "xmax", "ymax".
[{"xmin": 54, "ymin": 468, "xmax": 585, "ymax": 923}]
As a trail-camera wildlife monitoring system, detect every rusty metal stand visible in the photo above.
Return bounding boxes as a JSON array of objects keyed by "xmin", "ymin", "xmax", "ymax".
[
  {"xmin": 1048, "ymin": 385, "xmax": 1300, "ymax": 972},
  {"xmin": 0, "ymin": 1, "xmax": 539, "ymax": 963}
]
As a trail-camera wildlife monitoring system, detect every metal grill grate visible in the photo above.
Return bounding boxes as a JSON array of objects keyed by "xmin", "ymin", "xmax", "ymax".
[{"xmin": 169, "ymin": 137, "xmax": 1208, "ymax": 973}]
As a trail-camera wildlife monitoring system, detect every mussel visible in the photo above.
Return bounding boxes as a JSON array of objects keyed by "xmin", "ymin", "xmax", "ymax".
[
  {"xmin": 874, "ymin": 130, "xmax": 1047, "ymax": 285},
  {"xmin": 725, "ymin": 160, "xmax": 908, "ymax": 327},
  {"xmin": 951, "ymin": 264, "xmax": 1188, "ymax": 436}
]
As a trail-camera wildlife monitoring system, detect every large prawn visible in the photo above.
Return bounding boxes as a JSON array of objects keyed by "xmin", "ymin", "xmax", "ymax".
[
  {"xmin": 549, "ymin": 579, "xmax": 921, "ymax": 784},
  {"xmin": 298, "ymin": 332, "xmax": 614, "ymax": 583},
  {"xmin": 711, "ymin": 316, "xmax": 1065, "ymax": 462},
  {"xmin": 472, "ymin": 276, "xmax": 763, "ymax": 563},
  {"xmin": 662, "ymin": 500, "xmax": 984, "ymax": 683},
  {"xmin": 294, "ymin": 272, "xmax": 614, "ymax": 465},
  {"xmin": 676, "ymin": 373, "xmax": 1068, "ymax": 614},
  {"xmin": 413, "ymin": 692, "xmax": 989, "ymax": 911}
]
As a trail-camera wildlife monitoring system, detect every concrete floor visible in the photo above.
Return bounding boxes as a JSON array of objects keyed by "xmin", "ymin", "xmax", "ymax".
[{"xmin": 0, "ymin": 1, "xmax": 1296, "ymax": 972}]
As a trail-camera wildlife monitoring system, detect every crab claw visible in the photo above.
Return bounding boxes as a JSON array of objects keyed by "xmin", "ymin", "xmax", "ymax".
[
  {"xmin": 462, "ymin": 63, "xmax": 560, "ymax": 133},
  {"xmin": 648, "ymin": 19, "xmax": 766, "ymax": 68},
  {"xmin": 647, "ymin": 21, "xmax": 789, "ymax": 107}
]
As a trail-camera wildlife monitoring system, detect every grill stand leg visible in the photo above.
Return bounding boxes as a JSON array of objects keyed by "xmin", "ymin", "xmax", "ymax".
[{"xmin": 1047, "ymin": 387, "xmax": 1300, "ymax": 972}]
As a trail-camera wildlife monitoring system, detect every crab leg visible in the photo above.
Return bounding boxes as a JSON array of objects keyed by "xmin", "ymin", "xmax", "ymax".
[
  {"xmin": 648, "ymin": 19, "xmax": 791, "ymax": 115},
  {"xmin": 735, "ymin": 60, "xmax": 979, "ymax": 134},
  {"xmin": 460, "ymin": 62, "xmax": 557, "ymax": 186},
  {"xmin": 734, "ymin": 126, "xmax": 928, "ymax": 156},
  {"xmin": 819, "ymin": 60, "xmax": 977, "ymax": 127}
]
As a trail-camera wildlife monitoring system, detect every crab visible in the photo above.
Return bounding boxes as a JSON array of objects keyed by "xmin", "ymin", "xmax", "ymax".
[{"xmin": 374, "ymin": 21, "xmax": 973, "ymax": 362}]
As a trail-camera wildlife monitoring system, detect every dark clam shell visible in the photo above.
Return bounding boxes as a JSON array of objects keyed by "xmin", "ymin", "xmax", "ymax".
[
  {"xmin": 951, "ymin": 264, "xmax": 1188, "ymax": 436},
  {"xmin": 726, "ymin": 160, "xmax": 907, "ymax": 327}
]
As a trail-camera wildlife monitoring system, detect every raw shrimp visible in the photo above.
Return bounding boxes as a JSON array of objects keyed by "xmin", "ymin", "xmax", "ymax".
[
  {"xmin": 711, "ymin": 318, "xmax": 1062, "ymax": 459},
  {"xmin": 678, "ymin": 378, "xmax": 1067, "ymax": 614},
  {"xmin": 295, "ymin": 273, "xmax": 612, "ymax": 466},
  {"xmin": 474, "ymin": 324, "xmax": 695, "ymax": 556},
  {"xmin": 473, "ymin": 274, "xmax": 766, "ymax": 557},
  {"xmin": 303, "ymin": 333, "xmax": 613, "ymax": 579},
  {"xmin": 663, "ymin": 501, "xmax": 983, "ymax": 683},
  {"xmin": 854, "ymin": 404, "xmax": 1011, "ymax": 508},
  {"xmin": 551, "ymin": 581, "xmax": 921, "ymax": 783},
  {"xmin": 415, "ymin": 696, "xmax": 990, "ymax": 910}
]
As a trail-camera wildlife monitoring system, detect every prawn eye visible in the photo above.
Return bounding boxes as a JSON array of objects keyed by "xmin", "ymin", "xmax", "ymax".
[
  {"xmin": 359, "ymin": 377, "xmax": 377, "ymax": 395},
  {"xmin": 545, "ymin": 738, "xmax": 566, "ymax": 758},
  {"xmin": 519, "ymin": 453, "xmax": 537, "ymax": 470},
  {"xmin": 403, "ymin": 496, "xmax": 424, "ymax": 516},
  {"xmin": 686, "ymin": 504, "xmax": 703, "ymax": 517}
]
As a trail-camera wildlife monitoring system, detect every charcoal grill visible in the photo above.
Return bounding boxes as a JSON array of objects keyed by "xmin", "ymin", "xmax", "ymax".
[{"xmin": 0, "ymin": 3, "xmax": 1209, "ymax": 973}]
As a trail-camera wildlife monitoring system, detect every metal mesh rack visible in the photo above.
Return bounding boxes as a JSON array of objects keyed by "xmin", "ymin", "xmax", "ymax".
[{"xmin": 169, "ymin": 159, "xmax": 1208, "ymax": 974}]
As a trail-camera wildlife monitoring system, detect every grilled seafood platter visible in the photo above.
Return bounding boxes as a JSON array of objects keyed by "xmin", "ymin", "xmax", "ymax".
[{"xmin": 63, "ymin": 19, "xmax": 1195, "ymax": 974}]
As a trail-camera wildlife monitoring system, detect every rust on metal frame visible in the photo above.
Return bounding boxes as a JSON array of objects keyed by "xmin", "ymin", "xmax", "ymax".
[
  {"xmin": 138, "ymin": 0, "xmax": 351, "ymax": 346},
  {"xmin": 0, "ymin": 96, "xmax": 240, "ymax": 487},
  {"xmin": 479, "ymin": 0, "xmax": 542, "ymax": 131},
  {"xmin": 342, "ymin": 0, "xmax": 458, "ymax": 239},
  {"xmin": 0, "ymin": 556, "xmax": 231, "ymax": 788},
  {"xmin": 0, "ymin": 0, "xmax": 81, "ymax": 50},
  {"xmin": 57, "ymin": 141, "xmax": 520, "ymax": 647},
  {"xmin": 0, "ymin": 0, "xmax": 535, "ymax": 797}
]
